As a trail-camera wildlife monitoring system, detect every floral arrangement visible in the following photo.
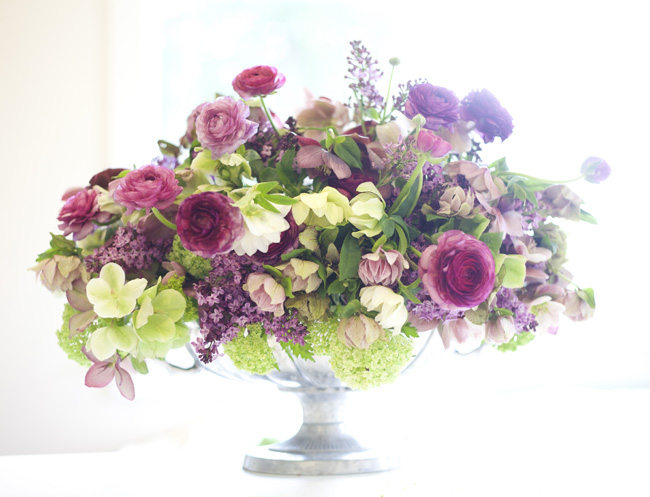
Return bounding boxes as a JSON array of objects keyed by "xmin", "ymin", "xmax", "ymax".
[{"xmin": 33, "ymin": 41, "xmax": 609, "ymax": 400}]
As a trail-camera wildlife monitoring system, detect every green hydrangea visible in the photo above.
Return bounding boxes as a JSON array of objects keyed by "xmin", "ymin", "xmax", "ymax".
[
  {"xmin": 167, "ymin": 235, "xmax": 212, "ymax": 279},
  {"xmin": 159, "ymin": 274, "xmax": 199, "ymax": 323},
  {"xmin": 223, "ymin": 324, "xmax": 278, "ymax": 375},
  {"xmin": 307, "ymin": 317, "xmax": 415, "ymax": 390},
  {"xmin": 56, "ymin": 303, "xmax": 92, "ymax": 367}
]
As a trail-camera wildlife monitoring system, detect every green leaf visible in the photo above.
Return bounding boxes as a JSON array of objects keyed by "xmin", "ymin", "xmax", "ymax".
[
  {"xmin": 393, "ymin": 173, "xmax": 423, "ymax": 218},
  {"xmin": 339, "ymin": 233, "xmax": 361, "ymax": 280},
  {"xmin": 130, "ymin": 357, "xmax": 149, "ymax": 375},
  {"xmin": 327, "ymin": 279, "xmax": 346, "ymax": 295},
  {"xmin": 280, "ymin": 339, "xmax": 315, "ymax": 362},
  {"xmin": 366, "ymin": 107, "xmax": 381, "ymax": 121},
  {"xmin": 379, "ymin": 216, "xmax": 395, "ymax": 238},
  {"xmin": 493, "ymin": 307, "xmax": 515, "ymax": 317},
  {"xmin": 280, "ymin": 248, "xmax": 311, "ymax": 261},
  {"xmin": 401, "ymin": 324, "xmax": 419, "ymax": 338},
  {"xmin": 333, "ymin": 137, "xmax": 363, "ymax": 170},
  {"xmin": 319, "ymin": 227, "xmax": 339, "ymax": 248},
  {"xmin": 255, "ymin": 181, "xmax": 279, "ymax": 195},
  {"xmin": 263, "ymin": 265, "xmax": 283, "ymax": 279},
  {"xmin": 501, "ymin": 254, "xmax": 527, "ymax": 289},
  {"xmin": 395, "ymin": 225, "xmax": 408, "ymax": 254},
  {"xmin": 280, "ymin": 277, "xmax": 295, "ymax": 298},
  {"xmin": 465, "ymin": 302, "xmax": 490, "ymax": 325},
  {"xmin": 497, "ymin": 332, "xmax": 536, "ymax": 352},
  {"xmin": 577, "ymin": 288, "xmax": 596, "ymax": 309},
  {"xmin": 489, "ymin": 157, "xmax": 509, "ymax": 174},
  {"xmin": 458, "ymin": 214, "xmax": 490, "ymax": 239},
  {"xmin": 277, "ymin": 147, "xmax": 297, "ymax": 187},
  {"xmin": 36, "ymin": 233, "xmax": 81, "ymax": 261},
  {"xmin": 371, "ymin": 234, "xmax": 388, "ymax": 253},
  {"xmin": 254, "ymin": 195, "xmax": 281, "ymax": 213},
  {"xmin": 479, "ymin": 232, "xmax": 503, "ymax": 257},
  {"xmin": 158, "ymin": 140, "xmax": 180, "ymax": 157},
  {"xmin": 264, "ymin": 194, "xmax": 298, "ymax": 205},
  {"xmin": 398, "ymin": 280, "xmax": 422, "ymax": 304},
  {"xmin": 580, "ymin": 209, "xmax": 598, "ymax": 224},
  {"xmin": 341, "ymin": 299, "xmax": 361, "ymax": 318}
]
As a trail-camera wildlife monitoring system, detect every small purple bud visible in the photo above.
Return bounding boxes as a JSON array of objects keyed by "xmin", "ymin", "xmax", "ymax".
[{"xmin": 580, "ymin": 157, "xmax": 611, "ymax": 184}]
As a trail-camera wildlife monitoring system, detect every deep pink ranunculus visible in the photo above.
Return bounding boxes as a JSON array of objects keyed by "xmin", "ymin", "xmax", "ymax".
[
  {"xmin": 58, "ymin": 188, "xmax": 111, "ymax": 241},
  {"xmin": 195, "ymin": 97, "xmax": 258, "ymax": 159},
  {"xmin": 176, "ymin": 192, "xmax": 244, "ymax": 258},
  {"xmin": 418, "ymin": 230, "xmax": 495, "ymax": 311},
  {"xmin": 232, "ymin": 65, "xmax": 286, "ymax": 99},
  {"xmin": 113, "ymin": 165, "xmax": 183, "ymax": 215},
  {"xmin": 460, "ymin": 89, "xmax": 513, "ymax": 143},
  {"xmin": 404, "ymin": 83, "xmax": 460, "ymax": 131}
]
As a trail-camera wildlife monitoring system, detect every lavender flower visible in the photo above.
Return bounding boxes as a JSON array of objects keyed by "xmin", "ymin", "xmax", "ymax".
[
  {"xmin": 346, "ymin": 40, "xmax": 384, "ymax": 117},
  {"xmin": 495, "ymin": 287, "xmax": 538, "ymax": 333}
]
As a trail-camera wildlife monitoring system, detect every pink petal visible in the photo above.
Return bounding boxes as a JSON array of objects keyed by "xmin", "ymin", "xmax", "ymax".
[
  {"xmin": 85, "ymin": 362, "xmax": 115, "ymax": 388},
  {"xmin": 323, "ymin": 153, "xmax": 352, "ymax": 179},
  {"xmin": 114, "ymin": 365, "xmax": 135, "ymax": 401},
  {"xmin": 69, "ymin": 310, "xmax": 98, "ymax": 336},
  {"xmin": 296, "ymin": 135, "xmax": 322, "ymax": 147},
  {"xmin": 66, "ymin": 287, "xmax": 93, "ymax": 312},
  {"xmin": 296, "ymin": 146, "xmax": 325, "ymax": 169}
]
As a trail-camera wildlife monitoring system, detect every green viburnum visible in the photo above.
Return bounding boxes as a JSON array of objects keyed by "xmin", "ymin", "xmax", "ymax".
[
  {"xmin": 57, "ymin": 303, "xmax": 92, "ymax": 367},
  {"xmin": 223, "ymin": 324, "xmax": 278, "ymax": 375},
  {"xmin": 159, "ymin": 275, "xmax": 198, "ymax": 323},
  {"xmin": 167, "ymin": 235, "xmax": 212, "ymax": 279},
  {"xmin": 86, "ymin": 263, "xmax": 147, "ymax": 318}
]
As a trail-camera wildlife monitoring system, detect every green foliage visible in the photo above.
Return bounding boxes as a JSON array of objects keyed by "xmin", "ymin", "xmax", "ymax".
[
  {"xmin": 159, "ymin": 275, "xmax": 198, "ymax": 323},
  {"xmin": 280, "ymin": 338, "xmax": 315, "ymax": 363},
  {"xmin": 36, "ymin": 233, "xmax": 81, "ymax": 262},
  {"xmin": 497, "ymin": 332, "xmax": 536, "ymax": 352},
  {"xmin": 167, "ymin": 235, "xmax": 212, "ymax": 279},
  {"xmin": 339, "ymin": 232, "xmax": 361, "ymax": 280},
  {"xmin": 56, "ymin": 304, "xmax": 92, "ymax": 367},
  {"xmin": 223, "ymin": 325, "xmax": 278, "ymax": 375},
  {"xmin": 333, "ymin": 137, "xmax": 363, "ymax": 170}
]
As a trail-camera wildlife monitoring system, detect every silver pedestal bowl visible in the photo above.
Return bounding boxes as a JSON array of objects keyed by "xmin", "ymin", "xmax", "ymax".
[{"xmin": 169, "ymin": 328, "xmax": 437, "ymax": 476}]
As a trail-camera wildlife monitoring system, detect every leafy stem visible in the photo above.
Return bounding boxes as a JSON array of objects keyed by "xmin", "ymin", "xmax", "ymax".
[
  {"xmin": 151, "ymin": 207, "xmax": 177, "ymax": 231},
  {"xmin": 259, "ymin": 95, "xmax": 279, "ymax": 135}
]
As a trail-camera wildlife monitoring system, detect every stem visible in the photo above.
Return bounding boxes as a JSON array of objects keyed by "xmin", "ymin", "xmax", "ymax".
[
  {"xmin": 496, "ymin": 171, "xmax": 585, "ymax": 184},
  {"xmin": 388, "ymin": 155, "xmax": 426, "ymax": 215},
  {"xmin": 259, "ymin": 96, "xmax": 279, "ymax": 135},
  {"xmin": 151, "ymin": 207, "xmax": 177, "ymax": 231},
  {"xmin": 381, "ymin": 64, "xmax": 396, "ymax": 123},
  {"xmin": 556, "ymin": 271, "xmax": 580, "ymax": 289}
]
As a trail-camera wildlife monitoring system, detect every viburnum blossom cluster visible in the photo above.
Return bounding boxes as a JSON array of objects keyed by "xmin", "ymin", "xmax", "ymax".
[{"xmin": 33, "ymin": 41, "xmax": 608, "ymax": 399}]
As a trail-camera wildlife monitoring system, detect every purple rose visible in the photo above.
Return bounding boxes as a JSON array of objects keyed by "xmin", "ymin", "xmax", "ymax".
[
  {"xmin": 580, "ymin": 156, "xmax": 610, "ymax": 184},
  {"xmin": 195, "ymin": 97, "xmax": 259, "ymax": 159},
  {"xmin": 113, "ymin": 165, "xmax": 183, "ymax": 215},
  {"xmin": 232, "ymin": 65, "xmax": 286, "ymax": 99},
  {"xmin": 404, "ymin": 83, "xmax": 460, "ymax": 131},
  {"xmin": 418, "ymin": 230, "xmax": 495, "ymax": 311},
  {"xmin": 176, "ymin": 192, "xmax": 244, "ymax": 258},
  {"xmin": 180, "ymin": 102, "xmax": 208, "ymax": 148},
  {"xmin": 58, "ymin": 189, "xmax": 111, "ymax": 241},
  {"xmin": 460, "ymin": 89, "xmax": 513, "ymax": 143}
]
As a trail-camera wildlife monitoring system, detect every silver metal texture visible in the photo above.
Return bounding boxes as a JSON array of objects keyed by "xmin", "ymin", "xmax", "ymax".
[{"xmin": 166, "ymin": 327, "xmax": 437, "ymax": 476}]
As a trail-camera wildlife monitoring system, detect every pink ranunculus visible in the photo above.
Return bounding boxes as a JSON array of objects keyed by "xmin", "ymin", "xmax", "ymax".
[
  {"xmin": 232, "ymin": 65, "xmax": 286, "ymax": 99},
  {"xmin": 180, "ymin": 102, "xmax": 208, "ymax": 147},
  {"xmin": 195, "ymin": 97, "xmax": 259, "ymax": 159},
  {"xmin": 244, "ymin": 273, "xmax": 286, "ymax": 317},
  {"xmin": 416, "ymin": 129, "xmax": 452, "ymax": 157},
  {"xmin": 418, "ymin": 230, "xmax": 495, "ymax": 311},
  {"xmin": 176, "ymin": 192, "xmax": 245, "ymax": 258},
  {"xmin": 403, "ymin": 83, "xmax": 460, "ymax": 131},
  {"xmin": 112, "ymin": 165, "xmax": 183, "ymax": 215},
  {"xmin": 57, "ymin": 188, "xmax": 111, "ymax": 241},
  {"xmin": 359, "ymin": 248, "xmax": 408, "ymax": 286}
]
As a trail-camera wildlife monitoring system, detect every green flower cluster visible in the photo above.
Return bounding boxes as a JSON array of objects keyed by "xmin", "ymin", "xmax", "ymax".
[
  {"xmin": 56, "ymin": 304, "xmax": 92, "ymax": 367},
  {"xmin": 223, "ymin": 324, "xmax": 278, "ymax": 375},
  {"xmin": 167, "ymin": 235, "xmax": 212, "ymax": 279},
  {"xmin": 159, "ymin": 274, "xmax": 198, "ymax": 323}
]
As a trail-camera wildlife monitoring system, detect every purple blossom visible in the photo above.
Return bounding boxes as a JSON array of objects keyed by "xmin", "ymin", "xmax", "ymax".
[
  {"xmin": 346, "ymin": 40, "xmax": 384, "ymax": 115},
  {"xmin": 460, "ymin": 89, "xmax": 514, "ymax": 143},
  {"xmin": 495, "ymin": 287, "xmax": 538, "ymax": 333},
  {"xmin": 85, "ymin": 224, "xmax": 173, "ymax": 275},
  {"xmin": 403, "ymin": 82, "xmax": 460, "ymax": 131}
]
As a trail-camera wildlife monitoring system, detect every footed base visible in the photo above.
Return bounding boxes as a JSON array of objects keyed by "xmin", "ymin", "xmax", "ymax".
[{"xmin": 243, "ymin": 445, "xmax": 400, "ymax": 475}]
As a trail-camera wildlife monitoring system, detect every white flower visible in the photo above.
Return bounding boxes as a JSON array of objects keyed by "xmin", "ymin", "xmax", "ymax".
[
  {"xmin": 529, "ymin": 296, "xmax": 565, "ymax": 335},
  {"xmin": 233, "ymin": 201, "xmax": 291, "ymax": 256},
  {"xmin": 359, "ymin": 286, "xmax": 408, "ymax": 333},
  {"xmin": 348, "ymin": 182, "xmax": 386, "ymax": 238},
  {"xmin": 440, "ymin": 318, "xmax": 486, "ymax": 353}
]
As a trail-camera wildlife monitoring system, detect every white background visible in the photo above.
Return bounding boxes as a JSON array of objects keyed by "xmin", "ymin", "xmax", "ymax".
[{"xmin": 1, "ymin": 0, "xmax": 649, "ymax": 472}]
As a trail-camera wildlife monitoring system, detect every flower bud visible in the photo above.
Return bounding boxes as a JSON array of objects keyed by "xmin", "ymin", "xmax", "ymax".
[
  {"xmin": 416, "ymin": 129, "xmax": 452, "ymax": 157},
  {"xmin": 244, "ymin": 273, "xmax": 286, "ymax": 317},
  {"xmin": 359, "ymin": 247, "xmax": 408, "ymax": 286},
  {"xmin": 337, "ymin": 315, "xmax": 385, "ymax": 349},
  {"xmin": 580, "ymin": 156, "xmax": 611, "ymax": 184},
  {"xmin": 389, "ymin": 57, "xmax": 401, "ymax": 66},
  {"xmin": 485, "ymin": 316, "xmax": 516, "ymax": 345},
  {"xmin": 436, "ymin": 186, "xmax": 476, "ymax": 218},
  {"xmin": 276, "ymin": 258, "xmax": 322, "ymax": 293}
]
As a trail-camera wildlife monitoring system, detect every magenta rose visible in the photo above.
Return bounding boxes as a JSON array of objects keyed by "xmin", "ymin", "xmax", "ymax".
[
  {"xmin": 176, "ymin": 192, "xmax": 244, "ymax": 258},
  {"xmin": 232, "ymin": 65, "xmax": 286, "ymax": 99},
  {"xmin": 418, "ymin": 230, "xmax": 495, "ymax": 311},
  {"xmin": 195, "ymin": 97, "xmax": 259, "ymax": 159},
  {"xmin": 113, "ymin": 165, "xmax": 183, "ymax": 215},
  {"xmin": 404, "ymin": 83, "xmax": 460, "ymax": 131},
  {"xmin": 58, "ymin": 189, "xmax": 111, "ymax": 241},
  {"xmin": 460, "ymin": 89, "xmax": 513, "ymax": 143}
]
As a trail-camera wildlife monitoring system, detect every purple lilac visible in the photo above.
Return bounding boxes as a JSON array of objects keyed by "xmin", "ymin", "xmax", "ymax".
[
  {"xmin": 495, "ymin": 287, "xmax": 537, "ymax": 333},
  {"xmin": 346, "ymin": 40, "xmax": 384, "ymax": 112},
  {"xmin": 385, "ymin": 138, "xmax": 444, "ymax": 196},
  {"xmin": 192, "ymin": 253, "xmax": 308, "ymax": 363},
  {"xmin": 402, "ymin": 267, "xmax": 464, "ymax": 324},
  {"xmin": 85, "ymin": 225, "xmax": 173, "ymax": 275}
]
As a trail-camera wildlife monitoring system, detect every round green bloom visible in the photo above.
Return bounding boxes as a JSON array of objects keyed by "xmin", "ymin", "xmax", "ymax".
[
  {"xmin": 57, "ymin": 303, "xmax": 92, "ymax": 367},
  {"xmin": 167, "ymin": 235, "xmax": 212, "ymax": 279},
  {"xmin": 223, "ymin": 325, "xmax": 278, "ymax": 375}
]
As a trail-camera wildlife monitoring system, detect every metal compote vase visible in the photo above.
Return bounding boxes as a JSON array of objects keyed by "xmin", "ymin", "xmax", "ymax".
[{"xmin": 168, "ymin": 323, "xmax": 438, "ymax": 476}]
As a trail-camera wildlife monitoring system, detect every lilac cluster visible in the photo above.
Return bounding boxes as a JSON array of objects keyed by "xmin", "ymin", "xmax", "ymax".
[
  {"xmin": 346, "ymin": 40, "xmax": 384, "ymax": 112},
  {"xmin": 384, "ymin": 138, "xmax": 444, "ymax": 196},
  {"xmin": 85, "ymin": 225, "xmax": 172, "ymax": 275},
  {"xmin": 192, "ymin": 253, "xmax": 308, "ymax": 363},
  {"xmin": 495, "ymin": 287, "xmax": 538, "ymax": 333}
]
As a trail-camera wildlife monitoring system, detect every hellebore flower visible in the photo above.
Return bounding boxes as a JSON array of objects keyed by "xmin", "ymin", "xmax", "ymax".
[
  {"xmin": 292, "ymin": 187, "xmax": 352, "ymax": 227},
  {"xmin": 359, "ymin": 247, "xmax": 408, "ymax": 286},
  {"xmin": 418, "ymin": 230, "xmax": 495, "ymax": 311},
  {"xmin": 195, "ymin": 97, "xmax": 258, "ymax": 159},
  {"xmin": 83, "ymin": 347, "xmax": 135, "ymax": 401},
  {"xmin": 232, "ymin": 65, "xmax": 286, "ymax": 99},
  {"xmin": 244, "ymin": 273, "xmax": 286, "ymax": 317},
  {"xmin": 359, "ymin": 286, "xmax": 408, "ymax": 333},
  {"xmin": 31, "ymin": 255, "xmax": 88, "ymax": 293},
  {"xmin": 176, "ymin": 192, "xmax": 245, "ymax": 258},
  {"xmin": 85, "ymin": 263, "xmax": 147, "ymax": 319},
  {"xmin": 337, "ymin": 314, "xmax": 386, "ymax": 349},
  {"xmin": 277, "ymin": 258, "xmax": 322, "ymax": 293},
  {"xmin": 485, "ymin": 316, "xmax": 516, "ymax": 345},
  {"xmin": 296, "ymin": 92, "xmax": 350, "ymax": 141},
  {"xmin": 440, "ymin": 318, "xmax": 486, "ymax": 353}
]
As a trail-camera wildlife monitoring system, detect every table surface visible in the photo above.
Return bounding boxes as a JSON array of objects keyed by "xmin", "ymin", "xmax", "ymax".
[{"xmin": 1, "ymin": 385, "xmax": 648, "ymax": 497}]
